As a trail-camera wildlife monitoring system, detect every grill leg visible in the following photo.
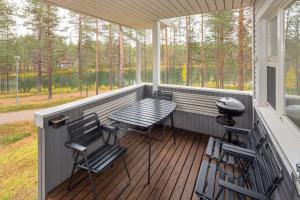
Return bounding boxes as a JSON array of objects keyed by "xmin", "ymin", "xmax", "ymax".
[
  {"xmin": 67, "ymin": 152, "xmax": 78, "ymax": 191},
  {"xmin": 122, "ymin": 157, "xmax": 131, "ymax": 181}
]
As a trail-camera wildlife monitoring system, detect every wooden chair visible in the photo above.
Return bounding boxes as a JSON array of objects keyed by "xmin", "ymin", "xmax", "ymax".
[
  {"xmin": 206, "ymin": 121, "xmax": 266, "ymax": 167},
  {"xmin": 64, "ymin": 113, "xmax": 130, "ymax": 199},
  {"xmin": 195, "ymin": 137, "xmax": 283, "ymax": 200}
]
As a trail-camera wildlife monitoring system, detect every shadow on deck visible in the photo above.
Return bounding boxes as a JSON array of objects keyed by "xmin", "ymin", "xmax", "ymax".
[{"xmin": 47, "ymin": 128, "xmax": 209, "ymax": 200}]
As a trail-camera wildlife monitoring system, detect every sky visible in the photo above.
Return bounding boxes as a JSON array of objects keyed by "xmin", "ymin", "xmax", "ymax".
[{"xmin": 9, "ymin": 0, "xmax": 74, "ymax": 42}]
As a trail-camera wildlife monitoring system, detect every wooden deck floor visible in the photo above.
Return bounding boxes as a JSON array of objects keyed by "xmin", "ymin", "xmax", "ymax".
[{"xmin": 47, "ymin": 128, "xmax": 209, "ymax": 200}]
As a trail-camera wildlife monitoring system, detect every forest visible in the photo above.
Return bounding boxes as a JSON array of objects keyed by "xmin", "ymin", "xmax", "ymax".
[{"xmin": 0, "ymin": 0, "xmax": 254, "ymax": 99}]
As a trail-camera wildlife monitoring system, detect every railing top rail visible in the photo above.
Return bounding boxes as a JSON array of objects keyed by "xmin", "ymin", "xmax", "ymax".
[
  {"xmin": 157, "ymin": 83, "xmax": 253, "ymax": 96},
  {"xmin": 34, "ymin": 84, "xmax": 146, "ymax": 128}
]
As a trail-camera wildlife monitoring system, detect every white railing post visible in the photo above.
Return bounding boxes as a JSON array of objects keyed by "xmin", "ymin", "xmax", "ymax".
[{"xmin": 152, "ymin": 20, "xmax": 160, "ymax": 93}]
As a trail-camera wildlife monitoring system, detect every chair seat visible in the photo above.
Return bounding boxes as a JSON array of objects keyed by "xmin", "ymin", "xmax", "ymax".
[
  {"xmin": 206, "ymin": 137, "xmax": 236, "ymax": 166},
  {"xmin": 78, "ymin": 143, "xmax": 127, "ymax": 173}
]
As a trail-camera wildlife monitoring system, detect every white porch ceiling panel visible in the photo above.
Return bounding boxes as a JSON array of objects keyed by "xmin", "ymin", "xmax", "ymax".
[{"xmin": 43, "ymin": 0, "xmax": 254, "ymax": 29}]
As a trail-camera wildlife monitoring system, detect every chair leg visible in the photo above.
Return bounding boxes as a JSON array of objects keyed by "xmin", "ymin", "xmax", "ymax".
[
  {"xmin": 87, "ymin": 169, "xmax": 97, "ymax": 200},
  {"xmin": 122, "ymin": 157, "xmax": 131, "ymax": 181},
  {"xmin": 84, "ymin": 154, "xmax": 97, "ymax": 200},
  {"xmin": 67, "ymin": 152, "xmax": 78, "ymax": 191},
  {"xmin": 217, "ymin": 152, "xmax": 225, "ymax": 167},
  {"xmin": 214, "ymin": 186, "xmax": 224, "ymax": 200}
]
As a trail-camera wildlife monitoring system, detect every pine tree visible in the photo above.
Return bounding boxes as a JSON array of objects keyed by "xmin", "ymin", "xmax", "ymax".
[
  {"xmin": 0, "ymin": 0, "xmax": 15, "ymax": 94},
  {"xmin": 108, "ymin": 23, "xmax": 113, "ymax": 90},
  {"xmin": 119, "ymin": 25, "xmax": 124, "ymax": 88},
  {"xmin": 24, "ymin": 0, "xmax": 45, "ymax": 93},
  {"xmin": 95, "ymin": 19, "xmax": 101, "ymax": 95},
  {"xmin": 44, "ymin": 4, "xmax": 58, "ymax": 99},
  {"xmin": 238, "ymin": 8, "xmax": 245, "ymax": 90}
]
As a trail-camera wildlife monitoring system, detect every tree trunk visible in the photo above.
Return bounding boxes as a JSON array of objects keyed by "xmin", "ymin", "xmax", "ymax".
[
  {"xmin": 172, "ymin": 23, "xmax": 176, "ymax": 84},
  {"xmin": 108, "ymin": 24, "xmax": 113, "ymax": 90},
  {"xmin": 165, "ymin": 28, "xmax": 169, "ymax": 84},
  {"xmin": 200, "ymin": 14, "xmax": 205, "ymax": 87},
  {"xmin": 186, "ymin": 16, "xmax": 191, "ymax": 86},
  {"xmin": 219, "ymin": 26, "xmax": 225, "ymax": 89},
  {"xmin": 78, "ymin": 14, "xmax": 83, "ymax": 96},
  {"xmin": 296, "ymin": 6, "xmax": 300, "ymax": 95},
  {"xmin": 95, "ymin": 19, "xmax": 100, "ymax": 95},
  {"xmin": 46, "ymin": 5, "xmax": 53, "ymax": 99},
  {"xmin": 119, "ymin": 25, "xmax": 125, "ymax": 88},
  {"xmin": 6, "ymin": 29, "xmax": 9, "ymax": 94},
  {"xmin": 238, "ymin": 8, "xmax": 245, "ymax": 90},
  {"xmin": 37, "ymin": 18, "xmax": 42, "ymax": 93},
  {"xmin": 143, "ymin": 32, "xmax": 147, "ymax": 82}
]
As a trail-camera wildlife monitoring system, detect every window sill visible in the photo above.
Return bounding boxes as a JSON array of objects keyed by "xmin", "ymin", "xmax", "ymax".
[{"xmin": 254, "ymin": 100, "xmax": 300, "ymax": 177}]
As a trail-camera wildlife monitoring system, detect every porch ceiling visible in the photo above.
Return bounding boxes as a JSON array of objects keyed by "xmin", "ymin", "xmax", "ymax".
[{"xmin": 43, "ymin": 0, "xmax": 254, "ymax": 29}]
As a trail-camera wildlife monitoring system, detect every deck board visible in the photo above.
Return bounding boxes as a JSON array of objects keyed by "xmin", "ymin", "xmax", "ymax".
[{"xmin": 47, "ymin": 128, "xmax": 208, "ymax": 200}]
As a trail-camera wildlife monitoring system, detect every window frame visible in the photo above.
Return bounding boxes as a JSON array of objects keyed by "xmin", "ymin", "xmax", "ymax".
[
  {"xmin": 283, "ymin": 0, "xmax": 300, "ymax": 130},
  {"xmin": 257, "ymin": 0, "xmax": 300, "ymax": 129}
]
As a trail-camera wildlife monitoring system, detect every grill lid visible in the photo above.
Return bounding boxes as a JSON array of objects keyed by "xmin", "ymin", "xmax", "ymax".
[{"xmin": 216, "ymin": 97, "xmax": 245, "ymax": 112}]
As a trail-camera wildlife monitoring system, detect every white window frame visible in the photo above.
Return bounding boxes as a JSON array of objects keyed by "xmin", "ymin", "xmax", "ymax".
[{"xmin": 254, "ymin": 0, "xmax": 300, "ymax": 184}]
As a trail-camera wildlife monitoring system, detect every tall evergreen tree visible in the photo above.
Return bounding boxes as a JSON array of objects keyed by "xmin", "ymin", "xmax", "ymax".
[
  {"xmin": 24, "ymin": 0, "xmax": 45, "ymax": 93},
  {"xmin": 119, "ymin": 25, "xmax": 124, "ymax": 88},
  {"xmin": 0, "ymin": 0, "xmax": 15, "ymax": 93},
  {"xmin": 44, "ymin": 4, "xmax": 58, "ymax": 99}
]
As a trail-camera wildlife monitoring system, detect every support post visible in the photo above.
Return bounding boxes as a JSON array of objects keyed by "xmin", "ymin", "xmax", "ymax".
[{"xmin": 152, "ymin": 21, "xmax": 160, "ymax": 93}]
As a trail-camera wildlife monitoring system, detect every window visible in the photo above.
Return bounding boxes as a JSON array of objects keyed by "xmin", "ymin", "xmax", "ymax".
[
  {"xmin": 285, "ymin": 0, "xmax": 300, "ymax": 129},
  {"xmin": 267, "ymin": 66, "xmax": 276, "ymax": 109},
  {"xmin": 268, "ymin": 16, "xmax": 278, "ymax": 57}
]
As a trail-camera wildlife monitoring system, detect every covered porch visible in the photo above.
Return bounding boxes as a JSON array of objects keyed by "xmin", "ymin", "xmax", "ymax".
[{"xmin": 35, "ymin": 0, "xmax": 300, "ymax": 200}]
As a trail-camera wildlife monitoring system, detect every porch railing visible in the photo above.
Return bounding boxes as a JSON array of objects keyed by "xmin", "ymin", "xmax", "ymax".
[{"xmin": 34, "ymin": 83, "xmax": 252, "ymax": 200}]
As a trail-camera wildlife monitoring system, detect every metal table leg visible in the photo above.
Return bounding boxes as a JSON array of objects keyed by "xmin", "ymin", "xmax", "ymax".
[
  {"xmin": 170, "ymin": 112, "xmax": 175, "ymax": 144},
  {"xmin": 148, "ymin": 129, "xmax": 151, "ymax": 184}
]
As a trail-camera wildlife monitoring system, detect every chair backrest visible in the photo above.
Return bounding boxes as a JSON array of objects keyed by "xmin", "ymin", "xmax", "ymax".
[
  {"xmin": 67, "ymin": 113, "xmax": 103, "ymax": 146},
  {"xmin": 153, "ymin": 90, "xmax": 173, "ymax": 101},
  {"xmin": 249, "ymin": 121, "xmax": 267, "ymax": 151},
  {"xmin": 249, "ymin": 140, "xmax": 283, "ymax": 197}
]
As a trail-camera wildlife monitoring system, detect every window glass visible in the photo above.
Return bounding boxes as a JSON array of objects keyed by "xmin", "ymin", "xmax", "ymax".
[
  {"xmin": 159, "ymin": 9, "xmax": 253, "ymax": 91},
  {"xmin": 267, "ymin": 66, "xmax": 276, "ymax": 109},
  {"xmin": 268, "ymin": 16, "xmax": 278, "ymax": 57},
  {"xmin": 285, "ymin": 0, "xmax": 300, "ymax": 128}
]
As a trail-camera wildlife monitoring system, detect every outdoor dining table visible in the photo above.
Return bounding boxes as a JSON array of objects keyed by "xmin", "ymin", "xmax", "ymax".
[{"xmin": 108, "ymin": 97, "xmax": 177, "ymax": 184}]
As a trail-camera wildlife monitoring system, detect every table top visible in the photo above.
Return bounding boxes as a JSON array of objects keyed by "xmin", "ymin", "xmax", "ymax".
[{"xmin": 108, "ymin": 98, "xmax": 177, "ymax": 128}]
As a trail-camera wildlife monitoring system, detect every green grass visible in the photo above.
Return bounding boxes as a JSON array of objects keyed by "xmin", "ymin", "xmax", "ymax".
[
  {"xmin": 0, "ymin": 96, "xmax": 82, "ymax": 113},
  {"xmin": 0, "ymin": 121, "xmax": 37, "ymax": 200},
  {"xmin": 0, "ymin": 87, "xmax": 78, "ymax": 99},
  {"xmin": 0, "ymin": 132, "xmax": 31, "ymax": 145}
]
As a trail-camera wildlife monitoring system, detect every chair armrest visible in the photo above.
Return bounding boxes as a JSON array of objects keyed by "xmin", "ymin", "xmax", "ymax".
[
  {"xmin": 219, "ymin": 180, "xmax": 267, "ymax": 200},
  {"xmin": 65, "ymin": 141, "xmax": 87, "ymax": 152},
  {"xmin": 222, "ymin": 144, "xmax": 256, "ymax": 160},
  {"xmin": 224, "ymin": 126, "xmax": 251, "ymax": 135}
]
